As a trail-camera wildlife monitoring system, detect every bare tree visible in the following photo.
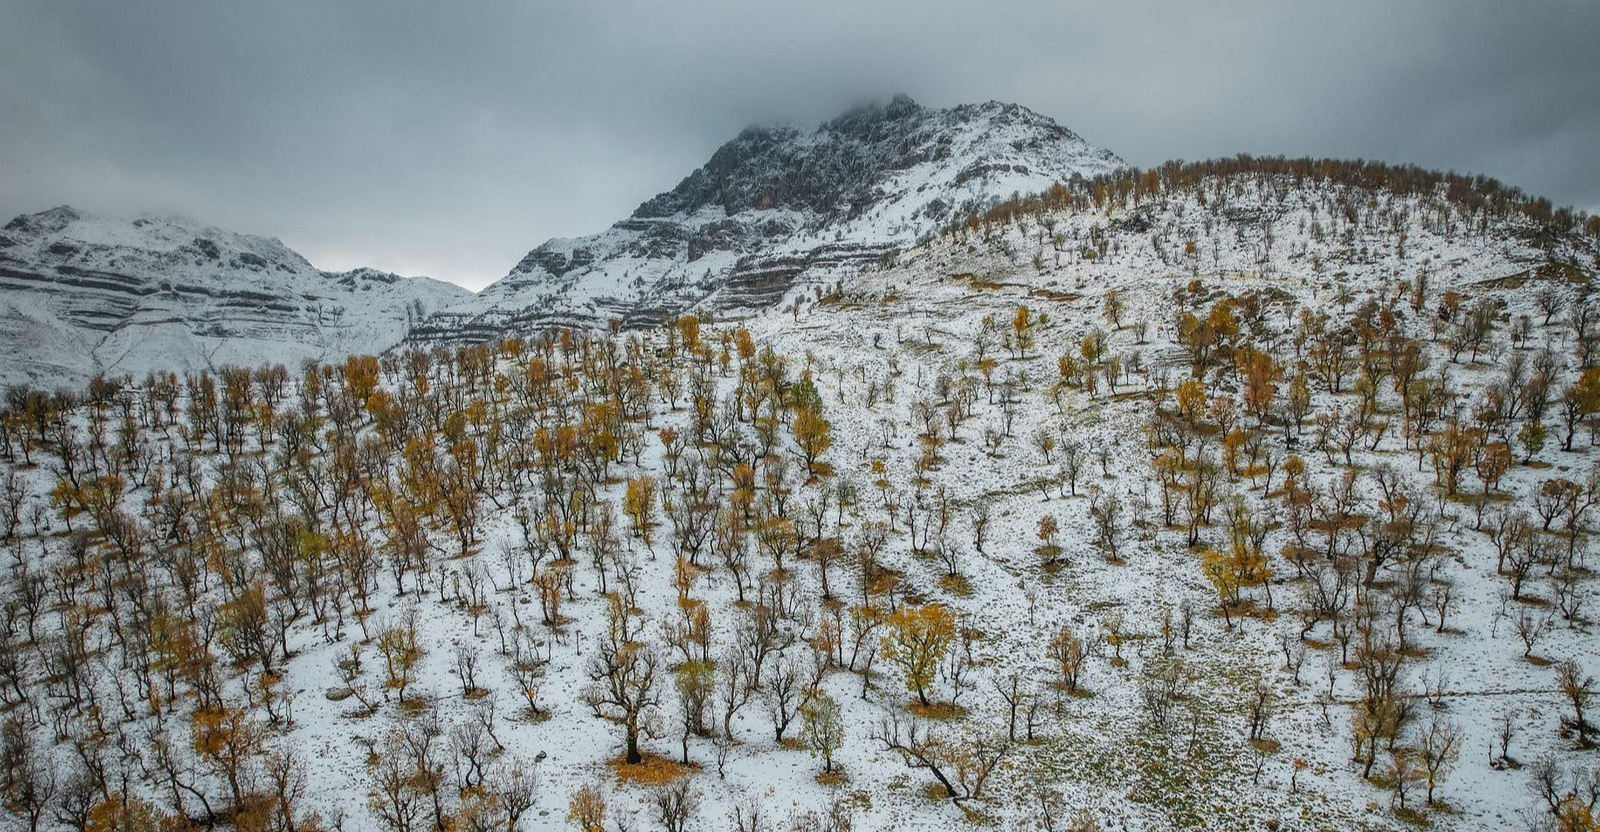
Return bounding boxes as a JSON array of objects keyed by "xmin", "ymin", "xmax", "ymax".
[
  {"xmin": 582, "ymin": 602, "xmax": 662, "ymax": 765},
  {"xmin": 872, "ymin": 713, "xmax": 963, "ymax": 802}
]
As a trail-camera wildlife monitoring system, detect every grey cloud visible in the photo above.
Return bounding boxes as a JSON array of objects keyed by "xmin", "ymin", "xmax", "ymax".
[{"xmin": 1, "ymin": 0, "xmax": 1596, "ymax": 289}]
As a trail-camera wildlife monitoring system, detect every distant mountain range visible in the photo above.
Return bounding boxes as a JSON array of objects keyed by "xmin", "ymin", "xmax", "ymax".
[
  {"xmin": 0, "ymin": 206, "xmax": 470, "ymax": 389},
  {"xmin": 6, "ymin": 93, "xmax": 1595, "ymax": 392},
  {"xmin": 0, "ymin": 97, "xmax": 1125, "ymax": 388}
]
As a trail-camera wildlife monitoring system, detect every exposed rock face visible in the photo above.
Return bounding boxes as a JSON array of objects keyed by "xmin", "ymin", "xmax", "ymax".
[
  {"xmin": 413, "ymin": 96, "xmax": 1124, "ymax": 342},
  {"xmin": 0, "ymin": 207, "xmax": 470, "ymax": 389}
]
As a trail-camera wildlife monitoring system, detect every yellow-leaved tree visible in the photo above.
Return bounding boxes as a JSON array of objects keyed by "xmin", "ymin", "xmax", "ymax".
[
  {"xmin": 567, "ymin": 784, "xmax": 607, "ymax": 832},
  {"xmin": 677, "ymin": 314, "xmax": 701, "ymax": 350},
  {"xmin": 1012, "ymin": 306, "xmax": 1034, "ymax": 357},
  {"xmin": 794, "ymin": 406, "xmax": 832, "ymax": 477},
  {"xmin": 623, "ymin": 476, "xmax": 657, "ymax": 546},
  {"xmin": 881, "ymin": 604, "xmax": 957, "ymax": 707}
]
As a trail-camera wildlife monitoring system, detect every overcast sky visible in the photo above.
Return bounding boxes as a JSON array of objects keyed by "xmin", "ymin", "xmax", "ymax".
[{"xmin": 2, "ymin": 1, "xmax": 1596, "ymax": 290}]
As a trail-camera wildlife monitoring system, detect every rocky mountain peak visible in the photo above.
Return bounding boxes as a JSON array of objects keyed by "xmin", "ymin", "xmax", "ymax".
[
  {"xmin": 416, "ymin": 98, "xmax": 1125, "ymax": 342},
  {"xmin": 632, "ymin": 96, "xmax": 1112, "ymax": 222},
  {"xmin": 1, "ymin": 205, "xmax": 84, "ymax": 239}
]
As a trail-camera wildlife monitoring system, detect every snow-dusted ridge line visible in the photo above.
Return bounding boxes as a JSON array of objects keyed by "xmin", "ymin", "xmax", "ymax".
[{"xmin": 0, "ymin": 206, "xmax": 471, "ymax": 390}]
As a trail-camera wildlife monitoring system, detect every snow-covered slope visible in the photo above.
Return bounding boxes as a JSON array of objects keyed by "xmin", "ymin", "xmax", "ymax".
[
  {"xmin": 0, "ymin": 206, "xmax": 471, "ymax": 389},
  {"xmin": 4, "ymin": 162, "xmax": 1600, "ymax": 832},
  {"xmin": 413, "ymin": 96, "xmax": 1125, "ymax": 342}
]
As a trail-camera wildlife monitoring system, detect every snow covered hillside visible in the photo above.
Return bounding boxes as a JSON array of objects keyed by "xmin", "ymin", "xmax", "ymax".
[
  {"xmin": 412, "ymin": 96, "xmax": 1124, "ymax": 342},
  {"xmin": 0, "ymin": 206, "xmax": 471, "ymax": 390},
  {"xmin": 2, "ymin": 160, "xmax": 1599, "ymax": 832}
]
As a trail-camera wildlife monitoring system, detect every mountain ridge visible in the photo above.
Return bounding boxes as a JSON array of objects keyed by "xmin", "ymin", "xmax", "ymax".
[
  {"xmin": 409, "ymin": 95, "xmax": 1125, "ymax": 342},
  {"xmin": 8, "ymin": 97, "xmax": 1600, "ymax": 391},
  {"xmin": 0, "ymin": 206, "xmax": 470, "ymax": 389}
]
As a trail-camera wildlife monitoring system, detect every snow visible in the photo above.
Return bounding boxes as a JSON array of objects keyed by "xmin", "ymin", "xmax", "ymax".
[
  {"xmin": 0, "ymin": 208, "xmax": 471, "ymax": 390},
  {"xmin": 5, "ymin": 172, "xmax": 1597, "ymax": 832},
  {"xmin": 423, "ymin": 98, "xmax": 1125, "ymax": 337}
]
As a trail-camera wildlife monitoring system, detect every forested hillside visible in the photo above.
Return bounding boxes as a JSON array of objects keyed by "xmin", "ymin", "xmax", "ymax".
[{"xmin": 2, "ymin": 159, "xmax": 1599, "ymax": 831}]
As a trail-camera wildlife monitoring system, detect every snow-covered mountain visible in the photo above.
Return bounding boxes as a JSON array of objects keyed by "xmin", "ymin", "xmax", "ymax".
[
  {"xmin": 412, "ymin": 95, "xmax": 1125, "ymax": 342},
  {"xmin": 0, "ymin": 98, "xmax": 1124, "ymax": 379},
  {"xmin": 0, "ymin": 206, "xmax": 470, "ymax": 390}
]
